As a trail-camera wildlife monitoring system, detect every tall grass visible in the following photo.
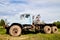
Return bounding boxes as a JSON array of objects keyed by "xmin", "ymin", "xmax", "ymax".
[{"xmin": 0, "ymin": 26, "xmax": 6, "ymax": 34}]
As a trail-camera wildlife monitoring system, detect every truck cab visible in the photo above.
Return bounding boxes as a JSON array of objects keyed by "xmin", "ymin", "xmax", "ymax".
[{"xmin": 6, "ymin": 14, "xmax": 33, "ymax": 27}]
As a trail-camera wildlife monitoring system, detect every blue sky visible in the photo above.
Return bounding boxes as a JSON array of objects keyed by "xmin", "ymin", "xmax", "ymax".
[{"xmin": 0, "ymin": 0, "xmax": 60, "ymax": 23}]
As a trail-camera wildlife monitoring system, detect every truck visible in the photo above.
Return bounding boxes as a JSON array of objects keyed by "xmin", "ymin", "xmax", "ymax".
[{"xmin": 3, "ymin": 13, "xmax": 58, "ymax": 36}]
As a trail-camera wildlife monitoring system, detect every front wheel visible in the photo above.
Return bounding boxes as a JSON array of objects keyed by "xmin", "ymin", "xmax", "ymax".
[{"xmin": 9, "ymin": 25, "xmax": 22, "ymax": 36}]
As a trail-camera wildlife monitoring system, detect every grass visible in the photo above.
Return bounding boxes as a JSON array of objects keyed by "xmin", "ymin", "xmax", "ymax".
[
  {"xmin": 0, "ymin": 26, "xmax": 60, "ymax": 40},
  {"xmin": 25, "ymin": 33, "xmax": 60, "ymax": 40},
  {"xmin": 58, "ymin": 28, "xmax": 60, "ymax": 32},
  {"xmin": 0, "ymin": 26, "xmax": 6, "ymax": 35}
]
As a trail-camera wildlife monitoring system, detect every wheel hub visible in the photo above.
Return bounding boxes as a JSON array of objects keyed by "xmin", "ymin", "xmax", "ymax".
[
  {"xmin": 48, "ymin": 28, "xmax": 50, "ymax": 31},
  {"xmin": 13, "ymin": 28, "xmax": 18, "ymax": 34}
]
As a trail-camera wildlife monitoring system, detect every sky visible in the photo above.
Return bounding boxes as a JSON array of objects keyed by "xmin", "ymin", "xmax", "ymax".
[{"xmin": 0, "ymin": 0, "xmax": 60, "ymax": 23}]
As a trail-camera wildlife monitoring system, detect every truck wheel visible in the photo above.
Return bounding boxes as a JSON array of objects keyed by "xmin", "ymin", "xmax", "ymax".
[
  {"xmin": 44, "ymin": 26, "xmax": 51, "ymax": 34},
  {"xmin": 51, "ymin": 26, "xmax": 58, "ymax": 33},
  {"xmin": 9, "ymin": 25, "xmax": 22, "ymax": 36},
  {"xmin": 35, "ymin": 25, "xmax": 40, "ymax": 32}
]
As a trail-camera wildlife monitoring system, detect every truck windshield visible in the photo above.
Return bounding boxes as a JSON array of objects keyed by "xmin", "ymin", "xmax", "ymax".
[{"xmin": 25, "ymin": 14, "xmax": 30, "ymax": 18}]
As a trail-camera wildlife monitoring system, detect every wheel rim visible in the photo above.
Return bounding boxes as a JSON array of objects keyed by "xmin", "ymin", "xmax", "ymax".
[
  {"xmin": 55, "ymin": 28, "xmax": 57, "ymax": 31},
  {"xmin": 48, "ymin": 28, "xmax": 50, "ymax": 31},
  {"xmin": 12, "ymin": 28, "xmax": 18, "ymax": 35}
]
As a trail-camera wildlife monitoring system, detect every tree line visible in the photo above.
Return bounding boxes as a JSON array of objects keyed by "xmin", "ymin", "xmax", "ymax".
[{"xmin": 53, "ymin": 21, "xmax": 60, "ymax": 28}]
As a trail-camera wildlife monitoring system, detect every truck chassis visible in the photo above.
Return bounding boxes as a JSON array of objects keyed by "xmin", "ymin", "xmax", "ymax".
[{"xmin": 5, "ymin": 23, "xmax": 58, "ymax": 36}]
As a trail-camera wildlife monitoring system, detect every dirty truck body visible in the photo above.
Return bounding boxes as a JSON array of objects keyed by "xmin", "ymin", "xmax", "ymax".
[{"xmin": 4, "ymin": 14, "xmax": 58, "ymax": 36}]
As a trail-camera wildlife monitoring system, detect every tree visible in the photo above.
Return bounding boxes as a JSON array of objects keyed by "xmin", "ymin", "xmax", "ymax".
[
  {"xmin": 0, "ymin": 19, "xmax": 5, "ymax": 26},
  {"xmin": 53, "ymin": 21, "xmax": 60, "ymax": 28}
]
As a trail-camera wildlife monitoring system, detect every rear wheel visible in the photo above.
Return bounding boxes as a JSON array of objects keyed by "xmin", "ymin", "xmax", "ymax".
[
  {"xmin": 44, "ymin": 26, "xmax": 51, "ymax": 34},
  {"xmin": 35, "ymin": 25, "xmax": 40, "ymax": 32},
  {"xmin": 51, "ymin": 26, "xmax": 58, "ymax": 33},
  {"xmin": 9, "ymin": 25, "xmax": 22, "ymax": 36}
]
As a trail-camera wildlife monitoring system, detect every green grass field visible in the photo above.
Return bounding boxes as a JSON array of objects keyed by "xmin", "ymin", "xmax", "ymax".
[{"xmin": 0, "ymin": 26, "xmax": 60, "ymax": 40}]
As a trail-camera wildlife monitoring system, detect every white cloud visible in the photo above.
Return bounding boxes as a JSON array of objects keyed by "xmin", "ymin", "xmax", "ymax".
[
  {"xmin": 0, "ymin": 0, "xmax": 60, "ymax": 23},
  {"xmin": 0, "ymin": 16, "xmax": 9, "ymax": 19},
  {"xmin": 30, "ymin": 0, "xmax": 60, "ymax": 3}
]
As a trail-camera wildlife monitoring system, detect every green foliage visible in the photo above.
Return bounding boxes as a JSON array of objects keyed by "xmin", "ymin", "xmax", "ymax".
[
  {"xmin": 0, "ymin": 19, "xmax": 5, "ymax": 26},
  {"xmin": 53, "ymin": 21, "xmax": 60, "ymax": 28},
  {"xmin": 0, "ymin": 26, "xmax": 6, "ymax": 34}
]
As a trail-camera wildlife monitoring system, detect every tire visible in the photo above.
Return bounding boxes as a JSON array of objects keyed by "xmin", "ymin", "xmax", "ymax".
[
  {"xmin": 32, "ymin": 25, "xmax": 35, "ymax": 32},
  {"xmin": 9, "ymin": 25, "xmax": 22, "ymax": 36},
  {"xmin": 35, "ymin": 25, "xmax": 40, "ymax": 32},
  {"xmin": 51, "ymin": 26, "xmax": 58, "ymax": 33},
  {"xmin": 6, "ymin": 28, "xmax": 9, "ymax": 34},
  {"xmin": 44, "ymin": 26, "xmax": 51, "ymax": 34}
]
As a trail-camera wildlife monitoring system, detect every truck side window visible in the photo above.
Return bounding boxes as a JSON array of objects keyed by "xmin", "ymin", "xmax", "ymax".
[{"xmin": 25, "ymin": 14, "xmax": 30, "ymax": 18}]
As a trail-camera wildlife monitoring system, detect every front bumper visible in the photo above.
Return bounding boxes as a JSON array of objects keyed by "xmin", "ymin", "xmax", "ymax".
[{"xmin": 3, "ymin": 25, "xmax": 9, "ymax": 29}]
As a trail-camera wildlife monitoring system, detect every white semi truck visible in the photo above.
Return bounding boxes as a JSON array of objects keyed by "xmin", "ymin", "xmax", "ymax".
[{"xmin": 3, "ymin": 14, "xmax": 58, "ymax": 36}]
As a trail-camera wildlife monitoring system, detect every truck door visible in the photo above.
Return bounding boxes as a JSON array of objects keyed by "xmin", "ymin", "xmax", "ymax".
[
  {"xmin": 25, "ymin": 14, "xmax": 32, "ymax": 24},
  {"xmin": 20, "ymin": 14, "xmax": 32, "ymax": 25}
]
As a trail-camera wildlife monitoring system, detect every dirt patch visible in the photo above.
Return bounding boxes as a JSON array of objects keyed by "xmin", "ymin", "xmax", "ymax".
[{"xmin": 0, "ymin": 34, "xmax": 29, "ymax": 40}]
